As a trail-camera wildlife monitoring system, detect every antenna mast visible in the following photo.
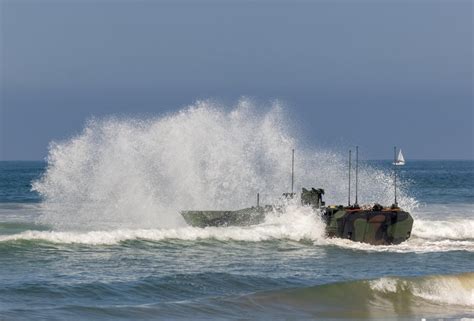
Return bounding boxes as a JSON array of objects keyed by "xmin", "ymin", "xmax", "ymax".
[
  {"xmin": 355, "ymin": 146, "xmax": 359, "ymax": 207},
  {"xmin": 291, "ymin": 149, "xmax": 295, "ymax": 194},
  {"xmin": 393, "ymin": 146, "xmax": 398, "ymax": 207},
  {"xmin": 348, "ymin": 149, "xmax": 352, "ymax": 207}
]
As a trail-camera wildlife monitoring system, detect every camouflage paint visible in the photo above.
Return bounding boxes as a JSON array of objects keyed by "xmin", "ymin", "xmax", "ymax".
[{"xmin": 323, "ymin": 208, "xmax": 414, "ymax": 245}]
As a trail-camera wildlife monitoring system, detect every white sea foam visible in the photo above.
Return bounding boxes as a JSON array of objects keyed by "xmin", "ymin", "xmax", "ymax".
[
  {"xmin": 324, "ymin": 239, "xmax": 471, "ymax": 253},
  {"xmin": 369, "ymin": 277, "xmax": 398, "ymax": 293},
  {"xmin": 0, "ymin": 206, "xmax": 326, "ymax": 245},
  {"xmin": 32, "ymin": 100, "xmax": 414, "ymax": 231},
  {"xmin": 412, "ymin": 219, "xmax": 474, "ymax": 240},
  {"xmin": 327, "ymin": 236, "xmax": 474, "ymax": 253}
]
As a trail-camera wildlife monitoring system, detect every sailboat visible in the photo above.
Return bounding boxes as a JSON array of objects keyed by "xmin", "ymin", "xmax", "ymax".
[{"xmin": 393, "ymin": 148, "xmax": 405, "ymax": 166}]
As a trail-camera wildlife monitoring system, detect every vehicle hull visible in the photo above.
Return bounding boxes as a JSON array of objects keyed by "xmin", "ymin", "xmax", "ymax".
[
  {"xmin": 181, "ymin": 206, "xmax": 413, "ymax": 245},
  {"xmin": 323, "ymin": 208, "xmax": 413, "ymax": 245},
  {"xmin": 181, "ymin": 206, "xmax": 269, "ymax": 228}
]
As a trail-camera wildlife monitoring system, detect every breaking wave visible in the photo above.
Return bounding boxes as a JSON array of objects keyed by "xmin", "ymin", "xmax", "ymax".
[
  {"xmin": 32, "ymin": 100, "xmax": 415, "ymax": 231},
  {"xmin": 239, "ymin": 273, "xmax": 474, "ymax": 318},
  {"xmin": 367, "ymin": 273, "xmax": 474, "ymax": 307}
]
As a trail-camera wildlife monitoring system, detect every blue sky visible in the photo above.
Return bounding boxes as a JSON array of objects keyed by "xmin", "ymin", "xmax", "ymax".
[{"xmin": 1, "ymin": 0, "xmax": 472, "ymax": 160}]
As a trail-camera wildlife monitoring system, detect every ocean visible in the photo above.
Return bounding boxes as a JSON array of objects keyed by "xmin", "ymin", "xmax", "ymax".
[{"xmin": 0, "ymin": 107, "xmax": 473, "ymax": 320}]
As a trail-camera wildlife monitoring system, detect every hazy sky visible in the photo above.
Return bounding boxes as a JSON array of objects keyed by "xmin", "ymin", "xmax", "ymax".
[{"xmin": 1, "ymin": 0, "xmax": 472, "ymax": 160}]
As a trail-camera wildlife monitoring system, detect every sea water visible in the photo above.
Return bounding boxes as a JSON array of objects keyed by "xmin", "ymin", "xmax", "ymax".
[{"xmin": 0, "ymin": 102, "xmax": 473, "ymax": 320}]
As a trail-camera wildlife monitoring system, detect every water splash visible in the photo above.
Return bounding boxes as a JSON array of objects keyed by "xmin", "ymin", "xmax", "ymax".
[{"xmin": 32, "ymin": 99, "xmax": 415, "ymax": 231}]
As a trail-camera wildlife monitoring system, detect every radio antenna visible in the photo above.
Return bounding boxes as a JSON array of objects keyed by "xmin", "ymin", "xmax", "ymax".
[
  {"xmin": 291, "ymin": 149, "xmax": 295, "ymax": 194},
  {"xmin": 348, "ymin": 149, "xmax": 352, "ymax": 207},
  {"xmin": 355, "ymin": 146, "xmax": 359, "ymax": 207},
  {"xmin": 393, "ymin": 146, "xmax": 398, "ymax": 207}
]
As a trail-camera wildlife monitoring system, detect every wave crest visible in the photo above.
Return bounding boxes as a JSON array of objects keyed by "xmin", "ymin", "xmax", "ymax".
[
  {"xmin": 243, "ymin": 273, "xmax": 474, "ymax": 318},
  {"xmin": 369, "ymin": 273, "xmax": 474, "ymax": 307}
]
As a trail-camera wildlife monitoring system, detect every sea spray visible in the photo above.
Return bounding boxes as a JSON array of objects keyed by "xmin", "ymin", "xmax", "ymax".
[{"xmin": 32, "ymin": 99, "xmax": 415, "ymax": 231}]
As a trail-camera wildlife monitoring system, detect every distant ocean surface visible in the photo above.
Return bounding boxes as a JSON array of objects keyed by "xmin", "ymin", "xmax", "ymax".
[{"xmin": 0, "ymin": 160, "xmax": 473, "ymax": 321}]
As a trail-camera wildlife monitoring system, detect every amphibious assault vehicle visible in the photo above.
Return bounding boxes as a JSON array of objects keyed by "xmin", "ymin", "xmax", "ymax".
[
  {"xmin": 302, "ymin": 188, "xmax": 413, "ymax": 245},
  {"xmin": 181, "ymin": 188, "xmax": 413, "ymax": 245},
  {"xmin": 181, "ymin": 147, "xmax": 414, "ymax": 245}
]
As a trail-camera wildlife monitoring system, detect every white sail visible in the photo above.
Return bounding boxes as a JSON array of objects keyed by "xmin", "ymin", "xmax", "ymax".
[{"xmin": 395, "ymin": 149, "xmax": 405, "ymax": 165}]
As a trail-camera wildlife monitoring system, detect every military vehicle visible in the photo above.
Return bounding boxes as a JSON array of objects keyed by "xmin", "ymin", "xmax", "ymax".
[
  {"xmin": 181, "ymin": 147, "xmax": 414, "ymax": 245},
  {"xmin": 302, "ymin": 188, "xmax": 413, "ymax": 245}
]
